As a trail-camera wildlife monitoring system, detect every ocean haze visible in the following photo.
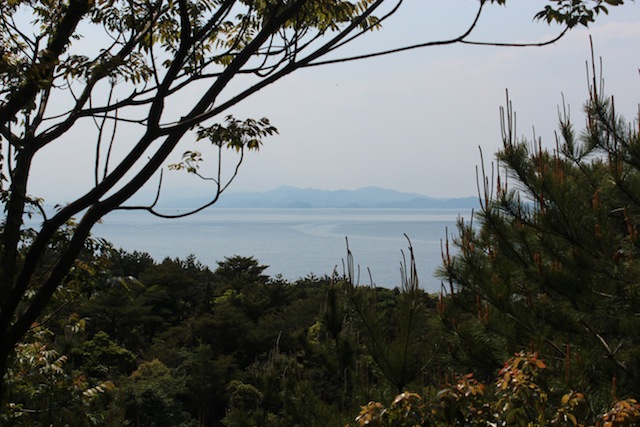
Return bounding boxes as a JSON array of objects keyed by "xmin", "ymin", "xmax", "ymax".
[{"xmin": 158, "ymin": 186, "xmax": 479, "ymax": 209}]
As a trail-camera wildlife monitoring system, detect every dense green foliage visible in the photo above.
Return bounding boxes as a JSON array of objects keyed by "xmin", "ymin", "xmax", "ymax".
[
  {"xmin": 0, "ymin": 249, "xmax": 450, "ymax": 426},
  {"xmin": 4, "ymin": 231, "xmax": 639, "ymax": 425}
]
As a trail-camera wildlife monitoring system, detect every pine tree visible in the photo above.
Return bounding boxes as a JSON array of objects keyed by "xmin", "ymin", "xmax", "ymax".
[{"xmin": 440, "ymin": 52, "xmax": 640, "ymax": 406}]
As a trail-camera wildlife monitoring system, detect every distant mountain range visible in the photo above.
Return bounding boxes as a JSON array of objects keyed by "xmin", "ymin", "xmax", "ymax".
[{"xmin": 162, "ymin": 186, "xmax": 479, "ymax": 209}]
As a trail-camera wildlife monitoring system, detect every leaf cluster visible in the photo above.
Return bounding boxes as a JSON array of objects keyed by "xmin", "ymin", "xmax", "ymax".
[
  {"xmin": 535, "ymin": 0, "xmax": 626, "ymax": 28},
  {"xmin": 350, "ymin": 352, "xmax": 638, "ymax": 427}
]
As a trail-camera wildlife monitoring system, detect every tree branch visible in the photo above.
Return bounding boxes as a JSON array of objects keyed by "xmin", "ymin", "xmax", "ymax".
[{"xmin": 0, "ymin": 0, "xmax": 93, "ymax": 127}]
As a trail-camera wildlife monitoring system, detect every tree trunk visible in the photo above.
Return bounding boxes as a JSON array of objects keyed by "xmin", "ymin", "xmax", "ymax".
[{"xmin": 0, "ymin": 333, "xmax": 11, "ymax": 406}]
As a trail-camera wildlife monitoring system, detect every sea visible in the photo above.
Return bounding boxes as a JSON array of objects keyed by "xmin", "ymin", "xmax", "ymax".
[{"xmin": 90, "ymin": 208, "xmax": 474, "ymax": 293}]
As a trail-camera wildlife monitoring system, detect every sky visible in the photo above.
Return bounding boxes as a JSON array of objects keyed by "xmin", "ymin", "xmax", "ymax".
[
  {"xmin": 27, "ymin": 1, "xmax": 640, "ymax": 203},
  {"xmin": 222, "ymin": 1, "xmax": 640, "ymax": 199}
]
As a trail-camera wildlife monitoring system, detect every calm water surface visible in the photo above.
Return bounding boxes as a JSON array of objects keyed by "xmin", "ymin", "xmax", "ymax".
[{"xmin": 92, "ymin": 208, "xmax": 473, "ymax": 292}]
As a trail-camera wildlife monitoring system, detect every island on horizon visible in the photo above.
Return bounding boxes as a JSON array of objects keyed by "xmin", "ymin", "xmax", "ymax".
[{"xmin": 158, "ymin": 185, "xmax": 480, "ymax": 209}]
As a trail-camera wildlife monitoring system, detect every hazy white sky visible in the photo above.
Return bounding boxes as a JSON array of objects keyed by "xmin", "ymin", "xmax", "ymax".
[
  {"xmin": 29, "ymin": 1, "xmax": 640, "ymax": 203},
  {"xmin": 222, "ymin": 1, "xmax": 640, "ymax": 199}
]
